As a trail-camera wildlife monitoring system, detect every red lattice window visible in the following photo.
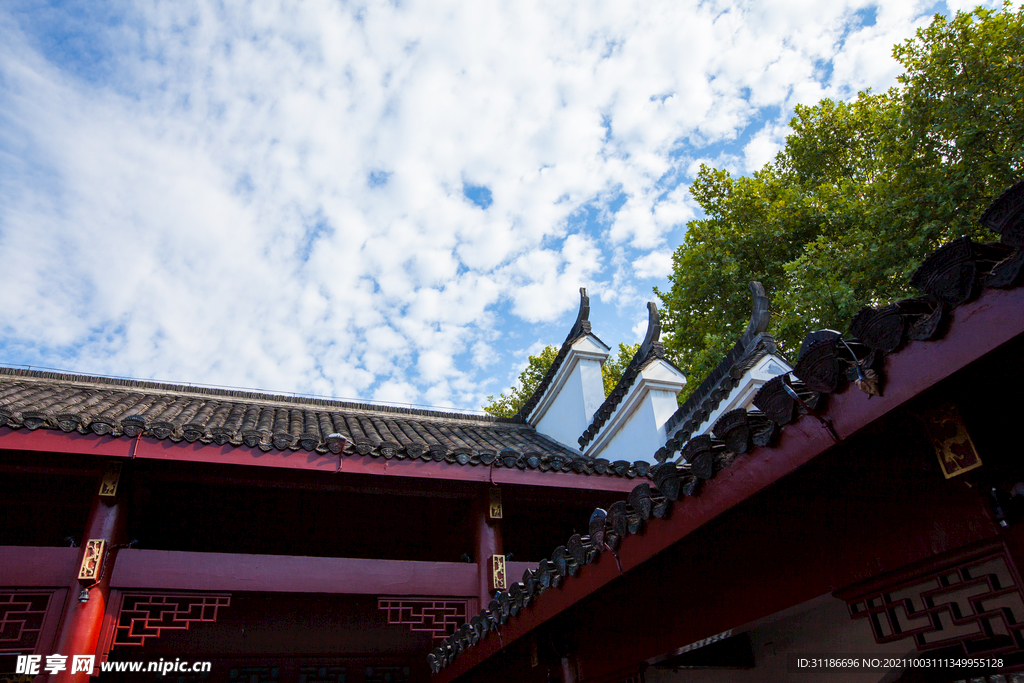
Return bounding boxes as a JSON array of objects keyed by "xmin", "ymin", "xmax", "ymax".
[
  {"xmin": 0, "ymin": 592, "xmax": 52, "ymax": 653},
  {"xmin": 114, "ymin": 593, "xmax": 230, "ymax": 647},
  {"xmin": 377, "ymin": 599, "xmax": 468, "ymax": 640},
  {"xmin": 843, "ymin": 549, "xmax": 1024, "ymax": 655}
]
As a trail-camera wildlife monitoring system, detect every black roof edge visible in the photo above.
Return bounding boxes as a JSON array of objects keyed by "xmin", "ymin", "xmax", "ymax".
[
  {"xmin": 663, "ymin": 281, "xmax": 779, "ymax": 437},
  {"xmin": 515, "ymin": 288, "xmax": 603, "ymax": 421}
]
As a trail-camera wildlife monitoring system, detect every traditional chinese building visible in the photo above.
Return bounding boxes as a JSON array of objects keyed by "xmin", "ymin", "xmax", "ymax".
[
  {"xmin": 0, "ymin": 289, "xmax": 708, "ymax": 683},
  {"xmin": 4, "ymin": 181, "xmax": 1024, "ymax": 683},
  {"xmin": 428, "ymin": 182, "xmax": 1024, "ymax": 683}
]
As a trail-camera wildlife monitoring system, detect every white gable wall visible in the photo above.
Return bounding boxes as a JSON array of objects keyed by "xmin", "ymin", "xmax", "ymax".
[
  {"xmin": 583, "ymin": 359, "xmax": 686, "ymax": 464},
  {"xmin": 529, "ymin": 335, "xmax": 610, "ymax": 451},
  {"xmin": 679, "ymin": 353, "xmax": 792, "ymax": 440}
]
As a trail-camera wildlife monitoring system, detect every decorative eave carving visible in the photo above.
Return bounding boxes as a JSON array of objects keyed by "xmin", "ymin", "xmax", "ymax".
[{"xmin": 980, "ymin": 178, "xmax": 1024, "ymax": 246}]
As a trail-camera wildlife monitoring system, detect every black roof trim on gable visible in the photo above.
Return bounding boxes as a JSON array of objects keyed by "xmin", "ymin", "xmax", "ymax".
[
  {"xmin": 430, "ymin": 181, "xmax": 1024, "ymax": 675},
  {"xmin": 516, "ymin": 288, "xmax": 604, "ymax": 422},
  {"xmin": 657, "ymin": 282, "xmax": 778, "ymax": 458},
  {"xmin": 577, "ymin": 302, "xmax": 677, "ymax": 450}
]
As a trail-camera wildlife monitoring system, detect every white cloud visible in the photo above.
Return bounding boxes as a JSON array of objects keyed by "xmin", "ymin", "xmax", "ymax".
[
  {"xmin": 632, "ymin": 318, "xmax": 649, "ymax": 343},
  {"xmin": 632, "ymin": 251, "xmax": 675, "ymax": 280},
  {"xmin": 0, "ymin": 0, "xmax": 999, "ymax": 409}
]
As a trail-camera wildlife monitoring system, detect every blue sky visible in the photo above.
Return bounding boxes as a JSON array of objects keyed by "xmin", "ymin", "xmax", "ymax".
[{"xmin": 0, "ymin": 0, "xmax": 994, "ymax": 411}]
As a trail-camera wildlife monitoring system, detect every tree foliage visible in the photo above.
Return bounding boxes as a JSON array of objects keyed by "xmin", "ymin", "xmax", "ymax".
[
  {"xmin": 655, "ymin": 4, "xmax": 1024, "ymax": 402},
  {"xmin": 482, "ymin": 342, "xmax": 642, "ymax": 417},
  {"xmin": 603, "ymin": 343, "xmax": 641, "ymax": 396}
]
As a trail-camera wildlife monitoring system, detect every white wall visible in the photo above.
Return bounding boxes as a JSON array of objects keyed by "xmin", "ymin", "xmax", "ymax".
[
  {"xmin": 529, "ymin": 335, "xmax": 609, "ymax": 451},
  {"xmin": 584, "ymin": 358, "xmax": 686, "ymax": 464},
  {"xmin": 677, "ymin": 353, "xmax": 791, "ymax": 441}
]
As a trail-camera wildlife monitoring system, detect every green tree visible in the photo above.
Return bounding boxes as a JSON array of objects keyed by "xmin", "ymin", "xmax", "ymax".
[
  {"xmin": 655, "ymin": 4, "xmax": 1024, "ymax": 402},
  {"xmin": 482, "ymin": 342, "xmax": 642, "ymax": 416},
  {"xmin": 603, "ymin": 343, "xmax": 640, "ymax": 395}
]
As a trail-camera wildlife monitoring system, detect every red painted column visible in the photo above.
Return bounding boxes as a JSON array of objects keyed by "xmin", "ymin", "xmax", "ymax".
[
  {"xmin": 50, "ymin": 465, "xmax": 127, "ymax": 683},
  {"xmin": 473, "ymin": 488, "xmax": 504, "ymax": 606}
]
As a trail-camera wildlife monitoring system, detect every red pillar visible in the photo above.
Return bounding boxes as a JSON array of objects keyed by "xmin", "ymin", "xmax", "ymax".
[
  {"xmin": 473, "ymin": 488, "xmax": 504, "ymax": 606},
  {"xmin": 50, "ymin": 466, "xmax": 127, "ymax": 683}
]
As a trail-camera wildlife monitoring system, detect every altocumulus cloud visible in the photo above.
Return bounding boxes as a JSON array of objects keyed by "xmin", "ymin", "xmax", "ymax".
[{"xmin": 0, "ymin": 0, "xmax": 996, "ymax": 409}]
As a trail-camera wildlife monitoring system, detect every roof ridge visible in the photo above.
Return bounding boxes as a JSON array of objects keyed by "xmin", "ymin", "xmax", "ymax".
[{"xmin": 0, "ymin": 366, "xmax": 522, "ymax": 425}]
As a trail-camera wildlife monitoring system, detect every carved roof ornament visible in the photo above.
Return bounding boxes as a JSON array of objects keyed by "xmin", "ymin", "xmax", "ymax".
[
  {"xmin": 741, "ymin": 281, "xmax": 771, "ymax": 344},
  {"xmin": 563, "ymin": 288, "xmax": 592, "ymax": 344},
  {"xmin": 516, "ymin": 287, "xmax": 601, "ymax": 422},
  {"xmin": 980, "ymin": 178, "xmax": 1024, "ymax": 247},
  {"xmin": 637, "ymin": 302, "xmax": 663, "ymax": 361}
]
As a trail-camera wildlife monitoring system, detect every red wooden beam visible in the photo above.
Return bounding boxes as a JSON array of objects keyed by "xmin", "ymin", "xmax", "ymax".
[
  {"xmin": 0, "ymin": 547, "xmax": 80, "ymax": 586},
  {"xmin": 433, "ymin": 285, "xmax": 1024, "ymax": 682},
  {"xmin": 109, "ymin": 549, "xmax": 480, "ymax": 596},
  {"xmin": 0, "ymin": 429, "xmax": 638, "ymax": 492}
]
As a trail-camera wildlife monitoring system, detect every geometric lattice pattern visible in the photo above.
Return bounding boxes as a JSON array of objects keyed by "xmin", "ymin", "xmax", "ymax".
[
  {"xmin": 377, "ymin": 599, "xmax": 468, "ymax": 641},
  {"xmin": 0, "ymin": 592, "xmax": 52, "ymax": 653},
  {"xmin": 298, "ymin": 666, "xmax": 346, "ymax": 683},
  {"xmin": 113, "ymin": 594, "xmax": 230, "ymax": 647},
  {"xmin": 364, "ymin": 666, "xmax": 409, "ymax": 683},
  {"xmin": 846, "ymin": 550, "xmax": 1024, "ymax": 656}
]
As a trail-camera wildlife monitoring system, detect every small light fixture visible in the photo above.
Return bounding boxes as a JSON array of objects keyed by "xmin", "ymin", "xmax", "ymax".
[{"xmin": 79, "ymin": 589, "xmax": 90, "ymax": 603}]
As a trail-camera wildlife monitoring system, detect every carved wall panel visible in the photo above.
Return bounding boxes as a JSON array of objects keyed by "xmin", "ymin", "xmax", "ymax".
[
  {"xmin": 113, "ymin": 593, "xmax": 230, "ymax": 647},
  {"xmin": 377, "ymin": 599, "xmax": 468, "ymax": 640},
  {"xmin": 0, "ymin": 592, "xmax": 52, "ymax": 653},
  {"xmin": 843, "ymin": 549, "xmax": 1024, "ymax": 655}
]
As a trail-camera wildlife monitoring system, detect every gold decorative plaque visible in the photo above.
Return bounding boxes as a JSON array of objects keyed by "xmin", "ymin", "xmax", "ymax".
[
  {"xmin": 922, "ymin": 402, "xmax": 982, "ymax": 479},
  {"xmin": 488, "ymin": 487, "xmax": 503, "ymax": 520},
  {"xmin": 78, "ymin": 539, "xmax": 105, "ymax": 581},
  {"xmin": 98, "ymin": 462, "xmax": 122, "ymax": 497},
  {"xmin": 491, "ymin": 554, "xmax": 507, "ymax": 591}
]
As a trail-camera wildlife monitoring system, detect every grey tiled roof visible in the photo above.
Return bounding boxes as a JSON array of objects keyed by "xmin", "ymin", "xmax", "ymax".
[{"xmin": 0, "ymin": 368, "xmax": 641, "ymax": 476}]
